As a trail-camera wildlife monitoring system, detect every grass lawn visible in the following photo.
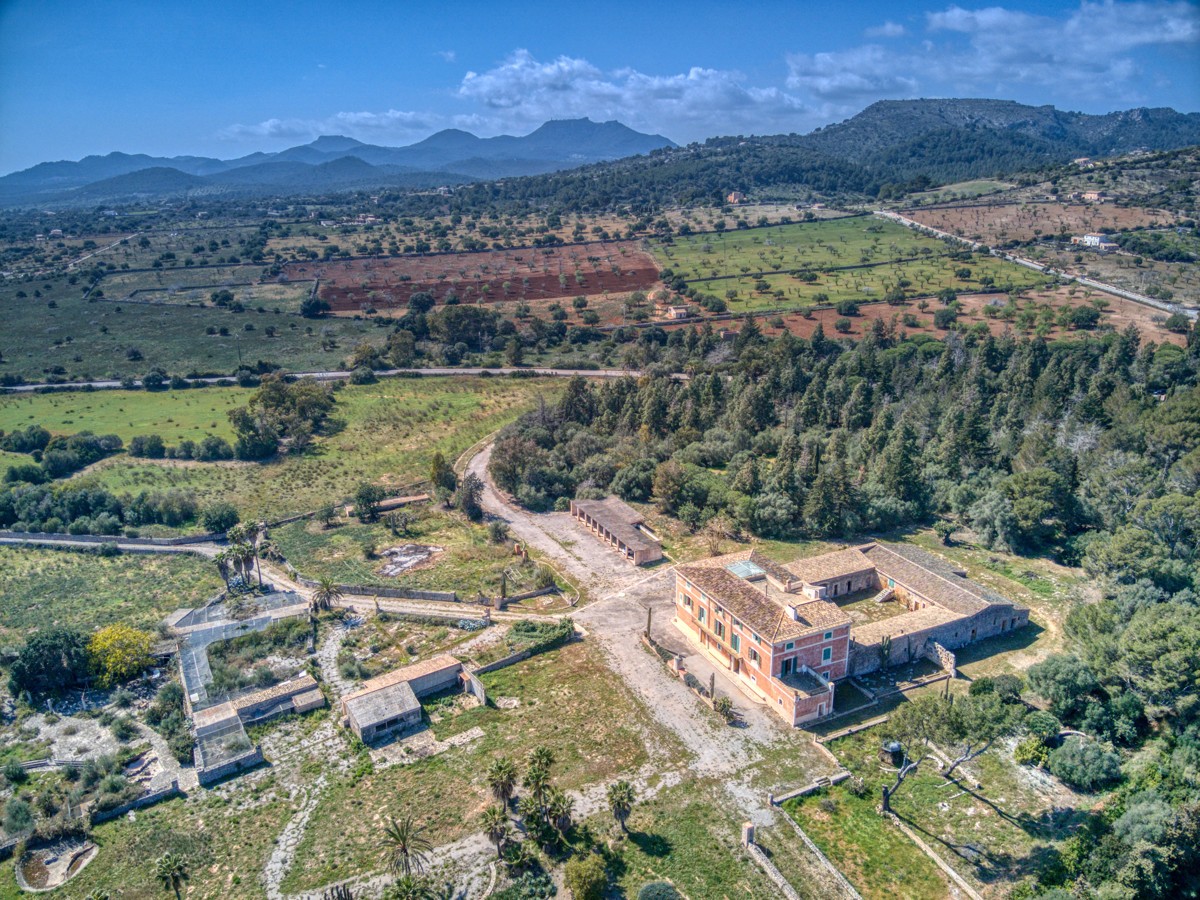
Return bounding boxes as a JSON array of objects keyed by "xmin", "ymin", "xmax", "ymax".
[
  {"xmin": 600, "ymin": 779, "xmax": 783, "ymax": 899},
  {"xmin": 783, "ymin": 780, "xmax": 952, "ymax": 900},
  {"xmin": 0, "ymin": 545, "xmax": 222, "ymax": 640},
  {"xmin": 828, "ymin": 729, "xmax": 1094, "ymax": 897},
  {"xmin": 0, "ymin": 385, "xmax": 249, "ymax": 443},
  {"xmin": 281, "ymin": 639, "xmax": 667, "ymax": 893},
  {"xmin": 272, "ymin": 509, "xmax": 545, "ymax": 596},
  {"xmin": 74, "ymin": 376, "xmax": 559, "ymax": 520},
  {"xmin": 0, "ymin": 789, "xmax": 294, "ymax": 900}
]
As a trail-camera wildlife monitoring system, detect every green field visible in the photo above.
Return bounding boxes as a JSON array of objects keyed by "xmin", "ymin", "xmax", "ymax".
[
  {"xmin": 0, "ymin": 545, "xmax": 222, "ymax": 639},
  {"xmin": 73, "ymin": 376, "xmax": 557, "ymax": 520},
  {"xmin": 0, "ymin": 275, "xmax": 384, "ymax": 382},
  {"xmin": 0, "ymin": 385, "xmax": 248, "ymax": 443},
  {"xmin": 650, "ymin": 217, "xmax": 1042, "ymax": 309},
  {"xmin": 910, "ymin": 179, "xmax": 1015, "ymax": 202},
  {"xmin": 273, "ymin": 513, "xmax": 546, "ymax": 596}
]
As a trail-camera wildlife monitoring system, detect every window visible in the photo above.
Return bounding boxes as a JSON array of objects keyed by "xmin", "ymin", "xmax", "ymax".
[
  {"xmin": 785, "ymin": 642, "xmax": 795, "ymax": 650},
  {"xmin": 822, "ymin": 646, "xmax": 832, "ymax": 662},
  {"xmin": 824, "ymin": 631, "xmax": 833, "ymax": 641},
  {"xmin": 698, "ymin": 608, "xmax": 706, "ymax": 624},
  {"xmin": 683, "ymin": 596, "xmax": 693, "ymax": 608},
  {"xmin": 733, "ymin": 617, "xmax": 743, "ymax": 629},
  {"xmin": 715, "ymin": 621, "xmax": 725, "ymax": 639},
  {"xmin": 752, "ymin": 633, "xmax": 761, "ymax": 644},
  {"xmin": 730, "ymin": 634, "xmax": 740, "ymax": 652},
  {"xmin": 715, "ymin": 605, "xmax": 724, "ymax": 617},
  {"xmin": 749, "ymin": 648, "xmax": 760, "ymax": 665}
]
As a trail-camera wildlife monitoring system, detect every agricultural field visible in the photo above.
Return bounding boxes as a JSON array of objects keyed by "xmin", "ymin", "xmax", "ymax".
[
  {"xmin": 737, "ymin": 283, "xmax": 1188, "ymax": 346},
  {"xmin": 651, "ymin": 216, "xmax": 1044, "ymax": 309},
  {"xmin": 74, "ymin": 376, "xmax": 558, "ymax": 520},
  {"xmin": 288, "ymin": 240, "xmax": 660, "ymax": 313},
  {"xmin": 909, "ymin": 179, "xmax": 1015, "ymax": 203},
  {"xmin": 0, "ymin": 545, "xmax": 222, "ymax": 639},
  {"xmin": 0, "ymin": 385, "xmax": 247, "ymax": 443},
  {"xmin": 905, "ymin": 201, "xmax": 1177, "ymax": 245},
  {"xmin": 112, "ymin": 281, "xmax": 315, "ymax": 314},
  {"xmin": 1025, "ymin": 235, "xmax": 1200, "ymax": 308},
  {"xmin": 0, "ymin": 274, "xmax": 384, "ymax": 382}
]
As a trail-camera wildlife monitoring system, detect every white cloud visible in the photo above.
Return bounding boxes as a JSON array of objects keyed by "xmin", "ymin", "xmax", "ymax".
[
  {"xmin": 786, "ymin": 45, "xmax": 919, "ymax": 102},
  {"xmin": 455, "ymin": 49, "xmax": 812, "ymax": 139},
  {"xmin": 436, "ymin": 50, "xmax": 456, "ymax": 63},
  {"xmin": 865, "ymin": 21, "xmax": 907, "ymax": 37},
  {"xmin": 219, "ymin": 109, "xmax": 433, "ymax": 143}
]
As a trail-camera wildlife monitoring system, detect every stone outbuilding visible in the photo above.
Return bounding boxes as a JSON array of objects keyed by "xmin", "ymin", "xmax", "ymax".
[
  {"xmin": 339, "ymin": 654, "xmax": 463, "ymax": 742},
  {"xmin": 569, "ymin": 497, "xmax": 663, "ymax": 565}
]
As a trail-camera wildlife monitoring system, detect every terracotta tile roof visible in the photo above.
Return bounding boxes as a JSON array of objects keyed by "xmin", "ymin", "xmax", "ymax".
[
  {"xmin": 785, "ymin": 547, "xmax": 876, "ymax": 585},
  {"xmin": 677, "ymin": 554, "xmax": 849, "ymax": 641},
  {"xmin": 341, "ymin": 654, "xmax": 462, "ymax": 704},
  {"xmin": 864, "ymin": 542, "xmax": 1022, "ymax": 616}
]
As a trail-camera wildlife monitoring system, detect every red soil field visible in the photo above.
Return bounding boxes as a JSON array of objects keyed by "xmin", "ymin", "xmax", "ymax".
[{"xmin": 284, "ymin": 242, "xmax": 660, "ymax": 313}]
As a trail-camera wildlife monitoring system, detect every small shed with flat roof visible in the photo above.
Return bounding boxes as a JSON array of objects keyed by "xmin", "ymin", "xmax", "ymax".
[{"xmin": 339, "ymin": 654, "xmax": 463, "ymax": 742}]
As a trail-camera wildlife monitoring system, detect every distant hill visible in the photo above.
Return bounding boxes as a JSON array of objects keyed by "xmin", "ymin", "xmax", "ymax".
[
  {"xmin": 0, "ymin": 118, "xmax": 677, "ymax": 207},
  {"xmin": 418, "ymin": 99, "xmax": 1200, "ymax": 214}
]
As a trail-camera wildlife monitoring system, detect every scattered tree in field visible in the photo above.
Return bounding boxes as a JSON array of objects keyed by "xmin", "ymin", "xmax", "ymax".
[
  {"xmin": 311, "ymin": 576, "xmax": 343, "ymax": 614},
  {"xmin": 376, "ymin": 815, "xmax": 432, "ymax": 878},
  {"xmin": 153, "ymin": 852, "xmax": 188, "ymax": 899},
  {"xmin": 481, "ymin": 805, "xmax": 510, "ymax": 857},
  {"xmin": 455, "ymin": 472, "xmax": 485, "ymax": 521},
  {"xmin": 354, "ymin": 483, "xmax": 386, "ymax": 522},
  {"xmin": 8, "ymin": 628, "xmax": 89, "ymax": 694},
  {"xmin": 201, "ymin": 501, "xmax": 240, "ymax": 533},
  {"xmin": 1048, "ymin": 736, "xmax": 1122, "ymax": 791},
  {"xmin": 487, "ymin": 757, "xmax": 518, "ymax": 806},
  {"xmin": 607, "ymin": 780, "xmax": 636, "ymax": 831},
  {"xmin": 88, "ymin": 624, "xmax": 154, "ymax": 687}
]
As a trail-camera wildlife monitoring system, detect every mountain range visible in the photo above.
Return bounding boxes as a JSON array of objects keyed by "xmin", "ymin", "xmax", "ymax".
[
  {"xmin": 0, "ymin": 119, "xmax": 676, "ymax": 207},
  {"xmin": 3, "ymin": 100, "xmax": 1199, "ymax": 209}
]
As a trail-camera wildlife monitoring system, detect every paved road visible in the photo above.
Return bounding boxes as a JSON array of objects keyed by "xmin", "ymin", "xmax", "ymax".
[{"xmin": 5, "ymin": 366, "xmax": 648, "ymax": 393}]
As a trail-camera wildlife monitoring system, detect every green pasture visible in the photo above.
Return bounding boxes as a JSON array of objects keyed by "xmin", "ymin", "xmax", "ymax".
[
  {"xmin": 0, "ymin": 385, "xmax": 248, "ymax": 443},
  {"xmin": 651, "ymin": 217, "xmax": 948, "ymax": 281},
  {"xmin": 74, "ymin": 376, "xmax": 557, "ymax": 520}
]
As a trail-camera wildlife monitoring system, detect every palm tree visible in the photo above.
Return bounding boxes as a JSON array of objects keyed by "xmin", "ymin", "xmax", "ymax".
[
  {"xmin": 486, "ymin": 757, "xmax": 517, "ymax": 806},
  {"xmin": 215, "ymin": 551, "xmax": 231, "ymax": 589},
  {"xmin": 321, "ymin": 887, "xmax": 354, "ymax": 900},
  {"xmin": 522, "ymin": 764, "xmax": 550, "ymax": 814},
  {"xmin": 501, "ymin": 839, "xmax": 534, "ymax": 873},
  {"xmin": 527, "ymin": 745, "xmax": 555, "ymax": 773},
  {"xmin": 376, "ymin": 815, "xmax": 431, "ymax": 878},
  {"xmin": 481, "ymin": 805, "xmax": 510, "ymax": 858},
  {"xmin": 607, "ymin": 780, "xmax": 636, "ymax": 832},
  {"xmin": 546, "ymin": 786, "xmax": 574, "ymax": 835},
  {"xmin": 311, "ymin": 575, "xmax": 343, "ymax": 613},
  {"xmin": 153, "ymin": 852, "xmax": 188, "ymax": 899}
]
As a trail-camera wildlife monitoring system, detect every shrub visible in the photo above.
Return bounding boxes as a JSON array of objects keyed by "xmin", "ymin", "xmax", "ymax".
[
  {"xmin": 1023, "ymin": 710, "xmax": 1061, "ymax": 743},
  {"xmin": 201, "ymin": 501, "xmax": 240, "ymax": 533},
  {"xmin": 3, "ymin": 761, "xmax": 28, "ymax": 786},
  {"xmin": 9, "ymin": 628, "xmax": 89, "ymax": 694},
  {"xmin": 564, "ymin": 853, "xmax": 607, "ymax": 900},
  {"xmin": 88, "ymin": 624, "xmax": 154, "ymax": 687},
  {"xmin": 488, "ymin": 520, "xmax": 510, "ymax": 544},
  {"xmin": 1048, "ymin": 737, "xmax": 1121, "ymax": 791},
  {"xmin": 3, "ymin": 798, "xmax": 33, "ymax": 834},
  {"xmin": 110, "ymin": 715, "xmax": 139, "ymax": 742},
  {"xmin": 846, "ymin": 775, "xmax": 869, "ymax": 798},
  {"xmin": 1014, "ymin": 735, "xmax": 1051, "ymax": 768},
  {"xmin": 128, "ymin": 434, "xmax": 166, "ymax": 458},
  {"xmin": 834, "ymin": 317, "xmax": 852, "ymax": 333}
]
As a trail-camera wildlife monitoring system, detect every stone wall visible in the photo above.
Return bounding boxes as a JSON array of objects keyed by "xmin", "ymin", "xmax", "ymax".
[{"xmin": 196, "ymin": 745, "xmax": 265, "ymax": 786}]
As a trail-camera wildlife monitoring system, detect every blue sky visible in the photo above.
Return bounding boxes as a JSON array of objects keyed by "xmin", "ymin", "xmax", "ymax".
[{"xmin": 1, "ymin": 0, "xmax": 1197, "ymax": 174}]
